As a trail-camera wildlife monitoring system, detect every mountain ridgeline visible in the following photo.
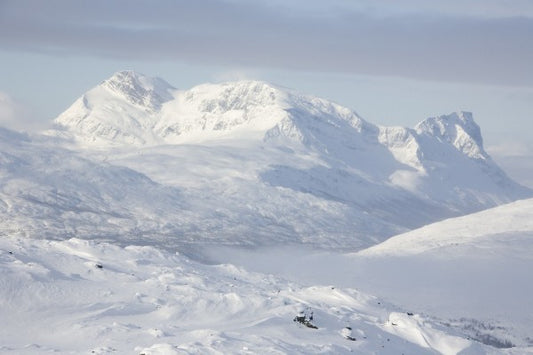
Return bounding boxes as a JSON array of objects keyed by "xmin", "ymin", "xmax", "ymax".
[{"xmin": 3, "ymin": 71, "xmax": 530, "ymax": 250}]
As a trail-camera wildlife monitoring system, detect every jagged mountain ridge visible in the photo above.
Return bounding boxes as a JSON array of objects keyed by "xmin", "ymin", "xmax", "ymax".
[
  {"xmin": 8, "ymin": 71, "xmax": 530, "ymax": 249},
  {"xmin": 53, "ymin": 71, "xmax": 368, "ymax": 146},
  {"xmin": 52, "ymin": 72, "xmax": 492, "ymax": 167}
]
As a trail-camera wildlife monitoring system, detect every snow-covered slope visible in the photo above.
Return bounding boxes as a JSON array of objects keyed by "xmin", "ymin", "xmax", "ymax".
[
  {"xmin": 208, "ymin": 199, "xmax": 533, "ymax": 350},
  {"xmin": 53, "ymin": 71, "xmax": 174, "ymax": 145},
  {"xmin": 38, "ymin": 71, "xmax": 532, "ymax": 249},
  {"xmin": 0, "ymin": 127, "xmax": 187, "ymax": 243},
  {"xmin": 3, "ymin": 72, "xmax": 533, "ymax": 353},
  {"xmin": 352, "ymin": 198, "xmax": 533, "ymax": 348},
  {"xmin": 359, "ymin": 198, "xmax": 533, "ymax": 257},
  {"xmin": 0, "ymin": 236, "xmax": 496, "ymax": 354}
]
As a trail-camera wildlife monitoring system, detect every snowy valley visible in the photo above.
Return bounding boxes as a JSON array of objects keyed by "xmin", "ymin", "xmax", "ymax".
[{"xmin": 1, "ymin": 71, "xmax": 532, "ymax": 354}]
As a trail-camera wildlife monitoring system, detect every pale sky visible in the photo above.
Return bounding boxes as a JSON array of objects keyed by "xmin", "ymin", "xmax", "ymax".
[{"xmin": 1, "ymin": 0, "xmax": 532, "ymax": 185}]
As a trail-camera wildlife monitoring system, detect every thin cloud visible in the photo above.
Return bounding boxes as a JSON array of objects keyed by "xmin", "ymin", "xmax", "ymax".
[
  {"xmin": 0, "ymin": 91, "xmax": 48, "ymax": 132},
  {"xmin": 1, "ymin": 0, "xmax": 532, "ymax": 87},
  {"xmin": 487, "ymin": 141, "xmax": 533, "ymax": 157},
  {"xmin": 0, "ymin": 92, "xmax": 25, "ymax": 130}
]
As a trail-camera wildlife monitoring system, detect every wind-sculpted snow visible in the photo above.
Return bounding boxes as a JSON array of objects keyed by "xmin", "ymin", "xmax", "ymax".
[
  {"xmin": 208, "ymin": 199, "xmax": 533, "ymax": 350},
  {"xmin": 352, "ymin": 198, "xmax": 533, "ymax": 348},
  {"xmin": 0, "ymin": 237, "xmax": 490, "ymax": 354}
]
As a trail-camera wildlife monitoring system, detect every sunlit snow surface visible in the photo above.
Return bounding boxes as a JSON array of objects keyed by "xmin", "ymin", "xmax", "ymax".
[
  {"xmin": 1, "ymin": 72, "xmax": 533, "ymax": 353},
  {"xmin": 208, "ymin": 199, "xmax": 533, "ymax": 351},
  {"xmin": 32, "ymin": 71, "xmax": 533, "ymax": 249},
  {"xmin": 0, "ymin": 237, "xmax": 492, "ymax": 354}
]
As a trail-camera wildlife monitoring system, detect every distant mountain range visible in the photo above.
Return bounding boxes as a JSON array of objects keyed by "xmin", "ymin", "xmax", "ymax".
[{"xmin": 0, "ymin": 71, "xmax": 529, "ymax": 250}]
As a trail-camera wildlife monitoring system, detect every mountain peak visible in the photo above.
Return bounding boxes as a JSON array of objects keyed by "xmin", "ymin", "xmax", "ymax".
[
  {"xmin": 101, "ymin": 71, "xmax": 175, "ymax": 110},
  {"xmin": 50, "ymin": 74, "xmax": 487, "ymax": 169},
  {"xmin": 415, "ymin": 111, "xmax": 486, "ymax": 159},
  {"xmin": 184, "ymin": 79, "xmax": 288, "ymax": 112}
]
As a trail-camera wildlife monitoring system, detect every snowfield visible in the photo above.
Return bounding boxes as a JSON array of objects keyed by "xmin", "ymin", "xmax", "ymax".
[
  {"xmin": 208, "ymin": 198, "xmax": 533, "ymax": 351},
  {"xmin": 1, "ymin": 71, "xmax": 533, "ymax": 353},
  {"xmin": 360, "ymin": 198, "xmax": 533, "ymax": 257},
  {"xmin": 0, "ymin": 236, "xmax": 499, "ymax": 354}
]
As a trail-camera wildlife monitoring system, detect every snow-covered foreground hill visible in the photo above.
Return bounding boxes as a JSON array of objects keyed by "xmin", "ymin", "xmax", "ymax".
[
  {"xmin": 208, "ymin": 198, "xmax": 533, "ymax": 350},
  {"xmin": 359, "ymin": 197, "xmax": 533, "ymax": 257},
  {"xmin": 1, "ymin": 202, "xmax": 532, "ymax": 354},
  {"xmin": 353, "ymin": 198, "xmax": 533, "ymax": 348},
  {"xmin": 0, "ymin": 236, "xmax": 503, "ymax": 354}
]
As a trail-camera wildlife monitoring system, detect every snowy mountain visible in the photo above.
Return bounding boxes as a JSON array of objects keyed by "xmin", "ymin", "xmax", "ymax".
[
  {"xmin": 2, "ymin": 71, "xmax": 533, "ymax": 353},
  {"xmin": 38, "ymin": 71, "xmax": 532, "ymax": 249},
  {"xmin": 53, "ymin": 71, "xmax": 175, "ymax": 145}
]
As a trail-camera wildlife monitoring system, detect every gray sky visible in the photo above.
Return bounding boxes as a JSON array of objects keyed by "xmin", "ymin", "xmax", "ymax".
[
  {"xmin": 2, "ymin": 0, "xmax": 533, "ymax": 86},
  {"xmin": 0, "ymin": 0, "xmax": 532, "ymax": 185}
]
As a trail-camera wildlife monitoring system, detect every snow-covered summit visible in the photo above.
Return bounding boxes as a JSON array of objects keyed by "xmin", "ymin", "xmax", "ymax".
[
  {"xmin": 53, "ymin": 71, "xmax": 177, "ymax": 145},
  {"xmin": 30, "ymin": 72, "xmax": 533, "ymax": 248},
  {"xmin": 416, "ymin": 111, "xmax": 486, "ymax": 159},
  {"xmin": 50, "ymin": 72, "xmax": 372, "ymax": 146},
  {"xmin": 154, "ymin": 80, "xmax": 294, "ymax": 142},
  {"xmin": 50, "ymin": 71, "xmax": 487, "ymax": 164},
  {"xmin": 101, "ymin": 70, "xmax": 175, "ymax": 110}
]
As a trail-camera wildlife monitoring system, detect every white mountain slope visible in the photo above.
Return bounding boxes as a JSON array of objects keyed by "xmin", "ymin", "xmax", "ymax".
[
  {"xmin": 39, "ymin": 71, "xmax": 532, "ymax": 249},
  {"xmin": 207, "ymin": 198, "xmax": 533, "ymax": 350},
  {"xmin": 359, "ymin": 197, "xmax": 533, "ymax": 257},
  {"xmin": 0, "ymin": 236, "xmax": 498, "ymax": 354},
  {"xmin": 2, "ymin": 72, "xmax": 532, "ymax": 354},
  {"xmin": 352, "ymin": 198, "xmax": 533, "ymax": 349},
  {"xmin": 53, "ymin": 71, "xmax": 175, "ymax": 145},
  {"xmin": 0, "ymin": 127, "xmax": 188, "ymax": 243}
]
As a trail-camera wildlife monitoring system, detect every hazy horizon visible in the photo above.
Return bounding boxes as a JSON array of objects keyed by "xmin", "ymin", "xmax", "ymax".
[{"xmin": 1, "ymin": 0, "xmax": 532, "ymax": 186}]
